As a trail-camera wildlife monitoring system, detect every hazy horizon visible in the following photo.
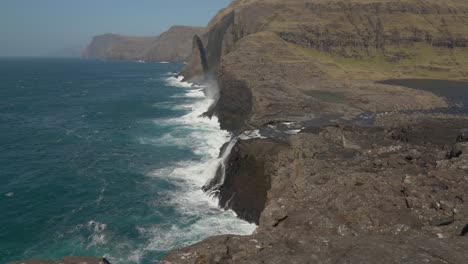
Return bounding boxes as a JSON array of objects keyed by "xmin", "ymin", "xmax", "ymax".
[{"xmin": 0, "ymin": 0, "xmax": 231, "ymax": 57}]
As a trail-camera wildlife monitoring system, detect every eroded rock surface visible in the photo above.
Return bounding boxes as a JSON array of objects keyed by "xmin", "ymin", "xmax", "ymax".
[
  {"xmin": 183, "ymin": 1, "xmax": 468, "ymax": 131},
  {"xmin": 163, "ymin": 114, "xmax": 468, "ymax": 263},
  {"xmin": 163, "ymin": 0, "xmax": 468, "ymax": 263}
]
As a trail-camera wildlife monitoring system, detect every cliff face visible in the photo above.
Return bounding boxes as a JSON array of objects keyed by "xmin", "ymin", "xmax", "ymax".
[
  {"xmin": 164, "ymin": 0, "xmax": 468, "ymax": 263},
  {"xmin": 164, "ymin": 115, "xmax": 468, "ymax": 264},
  {"xmin": 82, "ymin": 34, "xmax": 136, "ymax": 59},
  {"xmin": 143, "ymin": 26, "xmax": 206, "ymax": 62},
  {"xmin": 185, "ymin": 0, "xmax": 468, "ymax": 78},
  {"xmin": 82, "ymin": 26, "xmax": 204, "ymax": 62},
  {"xmin": 9, "ymin": 1, "xmax": 468, "ymax": 264},
  {"xmin": 183, "ymin": 0, "xmax": 468, "ymax": 131}
]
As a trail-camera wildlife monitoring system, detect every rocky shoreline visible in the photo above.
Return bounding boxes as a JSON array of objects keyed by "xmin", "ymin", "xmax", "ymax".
[
  {"xmin": 162, "ymin": 112, "xmax": 468, "ymax": 263},
  {"xmin": 163, "ymin": 0, "xmax": 468, "ymax": 263}
]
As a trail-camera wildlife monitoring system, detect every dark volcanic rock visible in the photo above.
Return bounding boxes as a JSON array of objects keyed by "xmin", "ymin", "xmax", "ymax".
[
  {"xmin": 163, "ymin": 0, "xmax": 468, "ymax": 263},
  {"xmin": 181, "ymin": 0, "xmax": 468, "ymax": 130},
  {"xmin": 163, "ymin": 234, "xmax": 468, "ymax": 264},
  {"xmin": 211, "ymin": 71, "xmax": 253, "ymax": 132},
  {"xmin": 206, "ymin": 139, "xmax": 287, "ymax": 224},
  {"xmin": 163, "ymin": 114, "xmax": 468, "ymax": 263}
]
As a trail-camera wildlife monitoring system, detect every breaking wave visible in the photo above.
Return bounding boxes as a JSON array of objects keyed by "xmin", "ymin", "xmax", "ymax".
[{"xmin": 118, "ymin": 73, "xmax": 256, "ymax": 263}]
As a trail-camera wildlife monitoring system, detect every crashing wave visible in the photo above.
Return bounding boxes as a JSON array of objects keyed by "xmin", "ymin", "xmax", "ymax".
[{"xmin": 127, "ymin": 73, "xmax": 256, "ymax": 263}]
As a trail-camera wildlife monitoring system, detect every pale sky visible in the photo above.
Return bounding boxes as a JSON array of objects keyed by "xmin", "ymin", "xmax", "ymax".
[{"xmin": 0, "ymin": 0, "xmax": 231, "ymax": 56}]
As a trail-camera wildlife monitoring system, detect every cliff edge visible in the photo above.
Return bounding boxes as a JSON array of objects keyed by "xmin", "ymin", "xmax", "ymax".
[
  {"xmin": 163, "ymin": 0, "xmax": 468, "ymax": 263},
  {"xmin": 183, "ymin": 0, "xmax": 468, "ymax": 131},
  {"xmin": 11, "ymin": 1, "xmax": 468, "ymax": 263}
]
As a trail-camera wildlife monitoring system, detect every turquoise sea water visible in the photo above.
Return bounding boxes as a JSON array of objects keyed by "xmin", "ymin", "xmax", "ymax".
[{"xmin": 0, "ymin": 58, "xmax": 254, "ymax": 264}]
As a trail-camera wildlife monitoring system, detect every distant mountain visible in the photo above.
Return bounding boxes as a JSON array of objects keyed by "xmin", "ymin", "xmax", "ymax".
[{"xmin": 82, "ymin": 26, "xmax": 204, "ymax": 62}]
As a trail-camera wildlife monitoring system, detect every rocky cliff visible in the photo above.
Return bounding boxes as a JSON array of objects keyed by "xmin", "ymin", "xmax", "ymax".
[
  {"xmin": 12, "ymin": 1, "xmax": 468, "ymax": 263},
  {"xmin": 163, "ymin": 0, "xmax": 468, "ymax": 263},
  {"xmin": 164, "ymin": 114, "xmax": 468, "ymax": 263},
  {"xmin": 183, "ymin": 0, "xmax": 468, "ymax": 131},
  {"xmin": 82, "ymin": 26, "xmax": 204, "ymax": 62}
]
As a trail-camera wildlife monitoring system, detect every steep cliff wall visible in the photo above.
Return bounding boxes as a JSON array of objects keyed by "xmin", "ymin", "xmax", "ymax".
[
  {"xmin": 184, "ymin": 0, "xmax": 468, "ymax": 81},
  {"xmin": 82, "ymin": 34, "xmax": 140, "ymax": 59},
  {"xmin": 163, "ymin": 1, "xmax": 468, "ymax": 263},
  {"xmin": 204, "ymin": 139, "xmax": 287, "ymax": 224},
  {"xmin": 144, "ymin": 26, "xmax": 205, "ymax": 62},
  {"xmin": 82, "ymin": 26, "xmax": 204, "ymax": 62},
  {"xmin": 183, "ymin": 0, "xmax": 468, "ymax": 132},
  {"xmin": 179, "ymin": 0, "xmax": 468, "ymax": 220},
  {"xmin": 164, "ymin": 114, "xmax": 468, "ymax": 264}
]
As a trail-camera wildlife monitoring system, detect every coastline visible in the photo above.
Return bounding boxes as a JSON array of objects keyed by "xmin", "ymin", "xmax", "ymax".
[
  {"xmin": 8, "ymin": 0, "xmax": 468, "ymax": 263},
  {"xmin": 163, "ymin": 78, "xmax": 468, "ymax": 263},
  {"xmin": 131, "ymin": 74, "xmax": 257, "ymax": 257},
  {"xmin": 162, "ymin": 0, "xmax": 468, "ymax": 262},
  {"xmin": 5, "ymin": 63, "xmax": 255, "ymax": 264}
]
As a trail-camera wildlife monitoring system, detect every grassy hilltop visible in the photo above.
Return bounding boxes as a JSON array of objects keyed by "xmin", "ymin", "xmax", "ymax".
[{"xmin": 186, "ymin": 0, "xmax": 468, "ymax": 81}]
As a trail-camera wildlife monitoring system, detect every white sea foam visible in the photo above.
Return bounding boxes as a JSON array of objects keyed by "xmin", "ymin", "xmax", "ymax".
[
  {"xmin": 136, "ymin": 210, "xmax": 255, "ymax": 252},
  {"xmin": 164, "ymin": 76, "xmax": 193, "ymax": 88},
  {"xmin": 132, "ymin": 74, "xmax": 256, "ymax": 262},
  {"xmin": 87, "ymin": 220, "xmax": 107, "ymax": 247},
  {"xmin": 184, "ymin": 89, "xmax": 205, "ymax": 98},
  {"xmin": 63, "ymin": 218, "xmax": 107, "ymax": 247}
]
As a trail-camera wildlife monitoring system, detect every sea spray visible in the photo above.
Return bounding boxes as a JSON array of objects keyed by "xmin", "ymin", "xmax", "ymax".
[
  {"xmin": 0, "ymin": 59, "xmax": 256, "ymax": 264},
  {"xmin": 202, "ymin": 138, "xmax": 238, "ymax": 196},
  {"xmin": 203, "ymin": 130, "xmax": 266, "ymax": 198},
  {"xmin": 131, "ymin": 74, "xmax": 256, "ymax": 261}
]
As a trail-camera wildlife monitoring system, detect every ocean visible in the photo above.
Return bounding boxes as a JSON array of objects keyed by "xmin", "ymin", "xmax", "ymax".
[{"xmin": 0, "ymin": 58, "xmax": 255, "ymax": 264}]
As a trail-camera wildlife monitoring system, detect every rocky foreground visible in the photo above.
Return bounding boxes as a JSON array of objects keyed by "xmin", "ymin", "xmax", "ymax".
[
  {"xmin": 163, "ymin": 113, "xmax": 468, "ymax": 263},
  {"xmin": 164, "ymin": 0, "xmax": 468, "ymax": 263}
]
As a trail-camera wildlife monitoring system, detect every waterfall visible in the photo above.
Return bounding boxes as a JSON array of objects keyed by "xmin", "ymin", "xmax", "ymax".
[
  {"xmin": 203, "ymin": 130, "xmax": 265, "ymax": 196},
  {"xmin": 203, "ymin": 137, "xmax": 238, "ymax": 196}
]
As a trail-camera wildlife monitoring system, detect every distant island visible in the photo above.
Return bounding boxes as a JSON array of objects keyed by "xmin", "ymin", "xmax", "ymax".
[{"xmin": 82, "ymin": 26, "xmax": 204, "ymax": 63}]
